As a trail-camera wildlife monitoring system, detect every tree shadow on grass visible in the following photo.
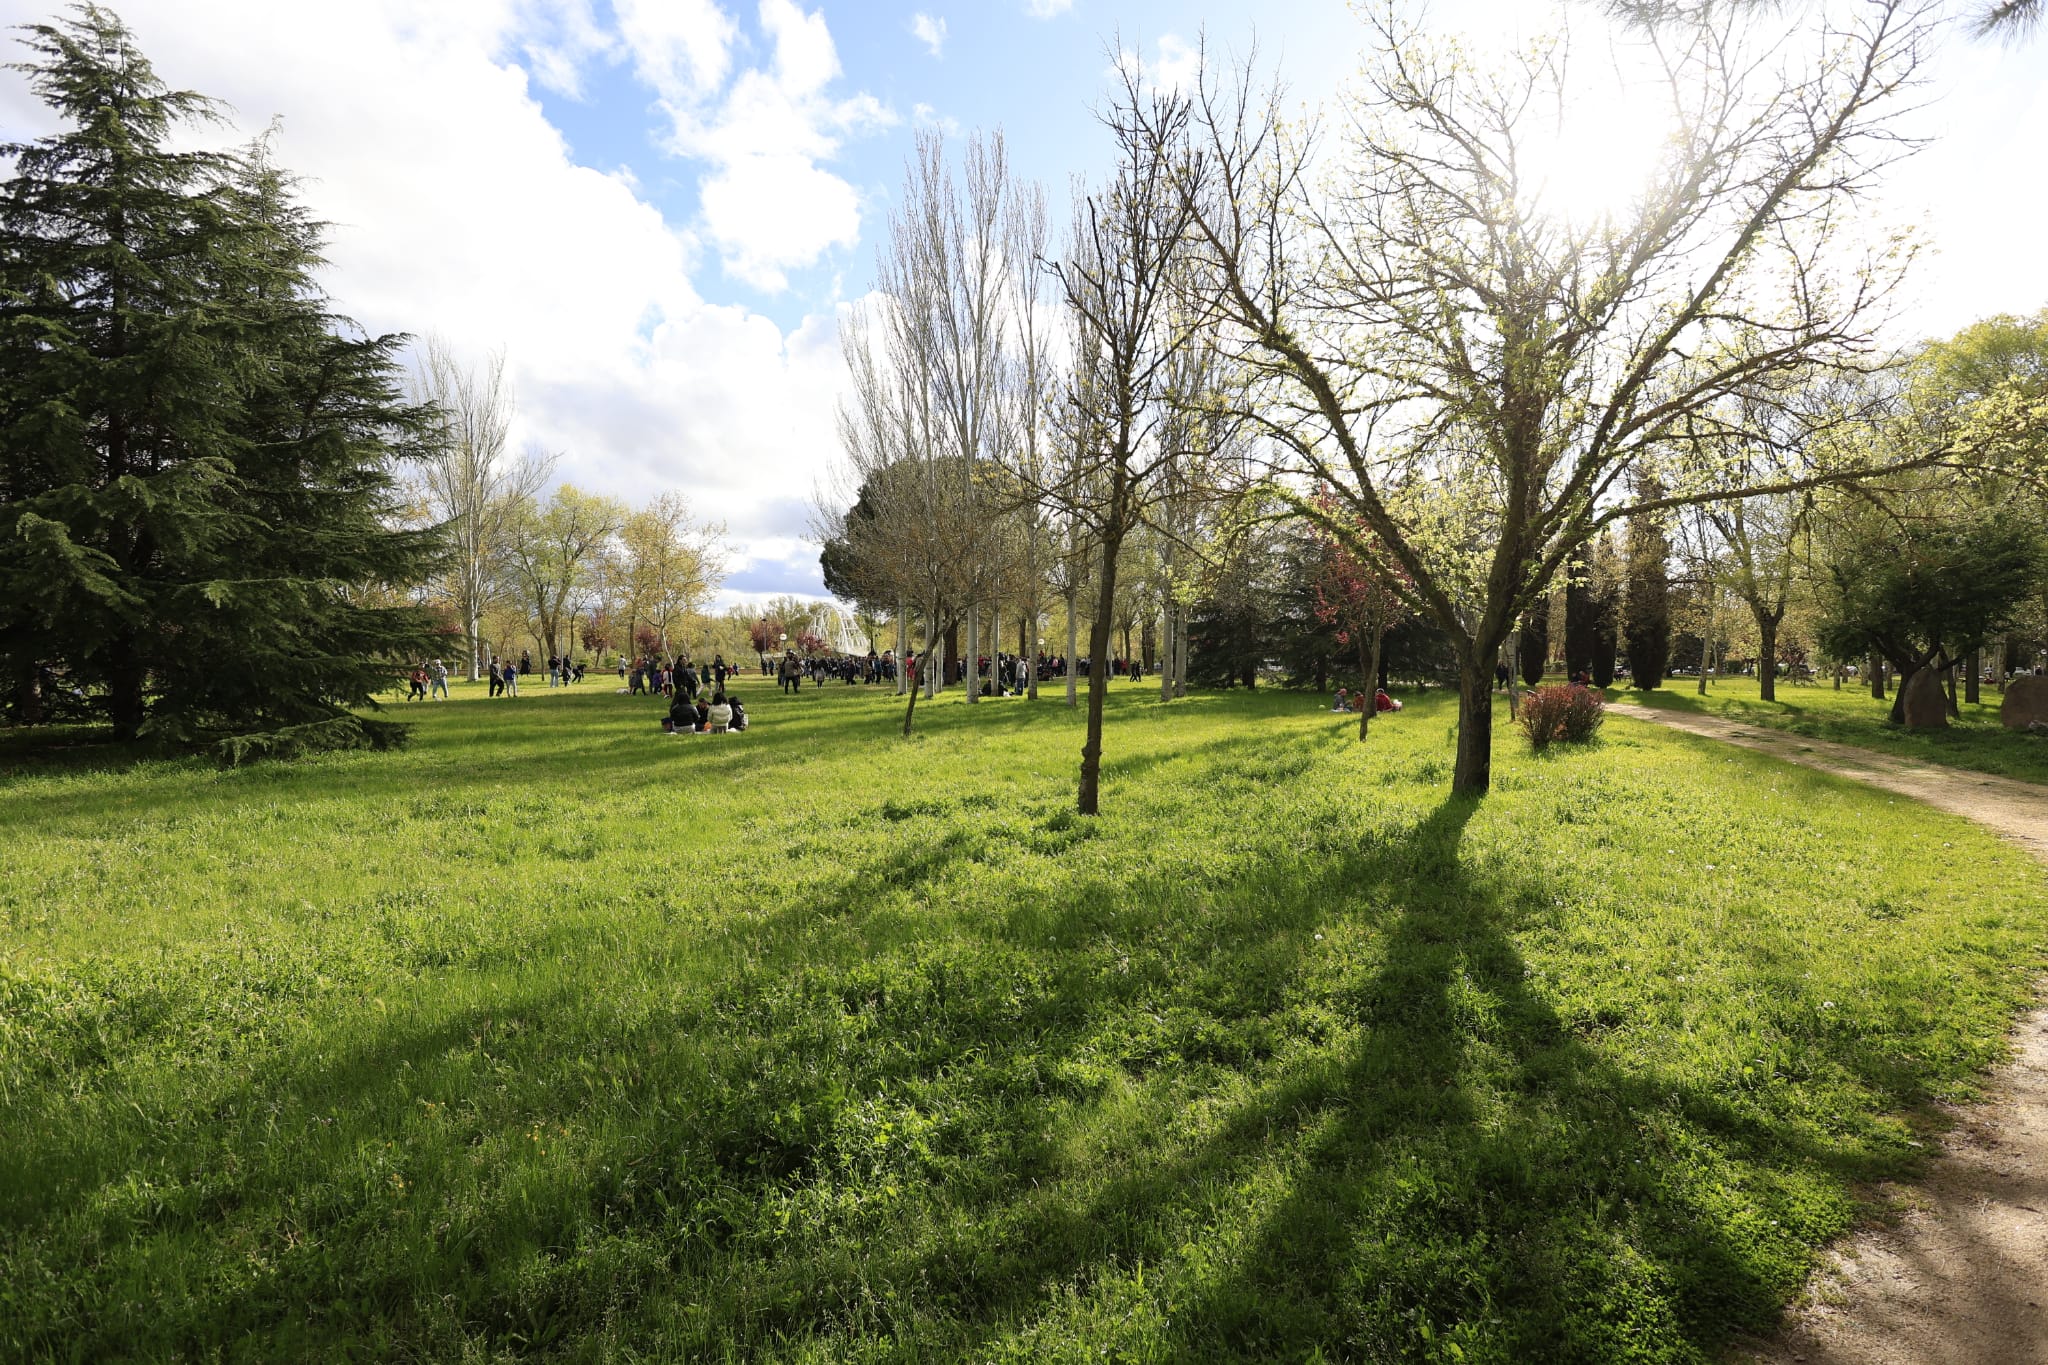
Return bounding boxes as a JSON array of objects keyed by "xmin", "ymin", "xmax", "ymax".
[
  {"xmin": 3, "ymin": 712, "xmax": 1985, "ymax": 1362},
  {"xmin": 664, "ymin": 792, "xmax": 1939, "ymax": 1362}
]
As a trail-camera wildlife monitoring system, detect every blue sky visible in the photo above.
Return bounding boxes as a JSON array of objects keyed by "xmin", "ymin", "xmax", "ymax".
[
  {"xmin": 2, "ymin": 0, "xmax": 2043, "ymax": 606},
  {"xmin": 520, "ymin": 0, "xmax": 1362, "ymax": 332}
]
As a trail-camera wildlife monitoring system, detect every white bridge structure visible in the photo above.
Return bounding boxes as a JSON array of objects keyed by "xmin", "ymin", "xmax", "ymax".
[{"xmin": 821, "ymin": 603, "xmax": 874, "ymax": 655}]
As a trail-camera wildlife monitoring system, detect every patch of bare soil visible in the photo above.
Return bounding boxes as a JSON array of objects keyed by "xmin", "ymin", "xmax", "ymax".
[{"xmin": 1606, "ymin": 702, "xmax": 2048, "ymax": 1364}]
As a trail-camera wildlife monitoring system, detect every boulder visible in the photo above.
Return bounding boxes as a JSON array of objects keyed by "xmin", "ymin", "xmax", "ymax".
[
  {"xmin": 2002, "ymin": 675, "xmax": 2048, "ymax": 732},
  {"xmin": 1901, "ymin": 666, "xmax": 1950, "ymax": 730}
]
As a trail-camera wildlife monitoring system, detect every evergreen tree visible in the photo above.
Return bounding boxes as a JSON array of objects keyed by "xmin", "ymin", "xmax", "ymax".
[
  {"xmin": 1564, "ymin": 557, "xmax": 1598, "ymax": 679},
  {"xmin": 1590, "ymin": 533, "xmax": 1621, "ymax": 687},
  {"xmin": 1517, "ymin": 607, "xmax": 1548, "ymax": 687},
  {"xmin": 0, "ymin": 8, "xmax": 442, "ymax": 754},
  {"xmin": 1624, "ymin": 496, "xmax": 1672, "ymax": 690}
]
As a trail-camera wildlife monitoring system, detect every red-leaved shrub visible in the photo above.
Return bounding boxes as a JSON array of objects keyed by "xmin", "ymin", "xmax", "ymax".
[{"xmin": 1517, "ymin": 684, "xmax": 1605, "ymax": 751}]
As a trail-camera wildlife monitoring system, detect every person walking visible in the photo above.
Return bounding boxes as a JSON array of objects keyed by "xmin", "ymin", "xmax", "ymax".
[
  {"xmin": 486, "ymin": 656, "xmax": 503, "ymax": 698},
  {"xmin": 428, "ymin": 658, "xmax": 449, "ymax": 700}
]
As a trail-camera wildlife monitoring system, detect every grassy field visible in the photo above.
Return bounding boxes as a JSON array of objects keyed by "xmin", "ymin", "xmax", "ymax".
[
  {"xmin": 1613, "ymin": 674, "xmax": 2048, "ymax": 787},
  {"xmin": 3, "ymin": 679, "xmax": 2046, "ymax": 1363}
]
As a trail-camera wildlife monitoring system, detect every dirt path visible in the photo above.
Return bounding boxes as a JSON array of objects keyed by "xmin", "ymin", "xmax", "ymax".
[{"xmin": 1606, "ymin": 703, "xmax": 2048, "ymax": 1364}]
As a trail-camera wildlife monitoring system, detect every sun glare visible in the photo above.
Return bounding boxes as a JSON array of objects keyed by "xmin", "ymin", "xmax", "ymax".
[{"xmin": 1517, "ymin": 76, "xmax": 1676, "ymax": 228}]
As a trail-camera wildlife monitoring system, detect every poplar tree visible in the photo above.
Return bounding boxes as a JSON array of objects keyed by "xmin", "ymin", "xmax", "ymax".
[{"xmin": 0, "ymin": 7, "xmax": 443, "ymax": 753}]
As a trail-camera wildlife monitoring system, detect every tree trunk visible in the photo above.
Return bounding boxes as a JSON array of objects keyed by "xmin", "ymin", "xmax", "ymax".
[
  {"xmin": 1965, "ymin": 649, "xmax": 1980, "ymax": 705},
  {"xmin": 903, "ymin": 604, "xmax": 940, "ymax": 736},
  {"xmin": 1159, "ymin": 602, "xmax": 1174, "ymax": 703},
  {"xmin": 1757, "ymin": 614, "xmax": 1778, "ymax": 702},
  {"xmin": 13, "ymin": 662, "xmax": 44, "ymax": 727},
  {"xmin": 108, "ymin": 649, "xmax": 146, "ymax": 742},
  {"xmin": 1065, "ymin": 596, "xmax": 1080, "ymax": 708},
  {"xmin": 1870, "ymin": 654, "xmax": 1885, "ymax": 700},
  {"xmin": 1078, "ymin": 532, "xmax": 1124, "ymax": 816},
  {"xmin": 1452, "ymin": 652, "xmax": 1495, "ymax": 795},
  {"xmin": 1887, "ymin": 661, "xmax": 1912, "ymax": 723},
  {"xmin": 1945, "ymin": 661, "xmax": 1959, "ymax": 717},
  {"xmin": 1506, "ymin": 632, "xmax": 1521, "ymax": 719},
  {"xmin": 895, "ymin": 605, "xmax": 908, "ymax": 695},
  {"xmin": 965, "ymin": 608, "xmax": 980, "ymax": 703},
  {"xmin": 1023, "ymin": 611, "xmax": 1038, "ymax": 701},
  {"xmin": 1357, "ymin": 634, "xmax": 1379, "ymax": 742}
]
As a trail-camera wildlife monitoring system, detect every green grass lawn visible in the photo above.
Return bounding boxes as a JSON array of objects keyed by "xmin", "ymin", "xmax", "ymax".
[
  {"xmin": 1612, "ymin": 674, "xmax": 2048, "ymax": 787},
  {"xmin": 3, "ymin": 681, "xmax": 2046, "ymax": 1363}
]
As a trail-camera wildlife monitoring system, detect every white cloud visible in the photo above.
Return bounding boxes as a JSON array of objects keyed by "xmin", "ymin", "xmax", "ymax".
[
  {"xmin": 1148, "ymin": 33, "xmax": 1200, "ymax": 95},
  {"xmin": 911, "ymin": 12, "xmax": 946, "ymax": 58},
  {"xmin": 912, "ymin": 101, "xmax": 963, "ymax": 136},
  {"xmin": 629, "ymin": 0, "xmax": 893, "ymax": 291},
  {"xmin": 0, "ymin": 0, "xmax": 861, "ymax": 591},
  {"xmin": 613, "ymin": 0, "xmax": 736, "ymax": 100},
  {"xmin": 510, "ymin": 0, "xmax": 616, "ymax": 100},
  {"xmin": 1026, "ymin": 0, "xmax": 1074, "ymax": 16}
]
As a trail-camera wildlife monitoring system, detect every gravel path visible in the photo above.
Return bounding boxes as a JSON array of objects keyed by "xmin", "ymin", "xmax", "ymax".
[{"xmin": 1606, "ymin": 702, "xmax": 2048, "ymax": 1365}]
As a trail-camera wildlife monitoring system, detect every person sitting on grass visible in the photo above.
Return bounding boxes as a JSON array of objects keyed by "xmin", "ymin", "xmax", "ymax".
[
  {"xmin": 1374, "ymin": 687, "xmax": 1402, "ymax": 713},
  {"xmin": 693, "ymin": 698, "xmax": 711, "ymax": 733},
  {"xmin": 726, "ymin": 694, "xmax": 748, "ymax": 731},
  {"xmin": 665, "ymin": 691, "xmax": 695, "ymax": 735},
  {"xmin": 708, "ymin": 694, "xmax": 733, "ymax": 733},
  {"xmin": 1331, "ymin": 688, "xmax": 1351, "ymax": 713}
]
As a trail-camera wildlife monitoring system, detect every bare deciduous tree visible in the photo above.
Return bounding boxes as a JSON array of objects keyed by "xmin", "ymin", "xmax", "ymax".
[
  {"xmin": 413, "ymin": 339, "xmax": 550, "ymax": 680},
  {"xmin": 1142, "ymin": 2, "xmax": 1953, "ymax": 794}
]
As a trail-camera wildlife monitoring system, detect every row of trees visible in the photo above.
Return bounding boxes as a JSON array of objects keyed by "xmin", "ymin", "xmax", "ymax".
[
  {"xmin": 821, "ymin": 0, "xmax": 2048, "ymax": 810},
  {"xmin": 401, "ymin": 348, "xmax": 728, "ymax": 678}
]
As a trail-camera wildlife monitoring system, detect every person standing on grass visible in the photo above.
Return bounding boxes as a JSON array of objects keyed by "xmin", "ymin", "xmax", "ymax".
[
  {"xmin": 407, "ymin": 665, "xmax": 427, "ymax": 701},
  {"xmin": 502, "ymin": 657, "xmax": 520, "ymax": 697},
  {"xmin": 486, "ymin": 655, "xmax": 503, "ymax": 698},
  {"xmin": 428, "ymin": 658, "xmax": 449, "ymax": 700}
]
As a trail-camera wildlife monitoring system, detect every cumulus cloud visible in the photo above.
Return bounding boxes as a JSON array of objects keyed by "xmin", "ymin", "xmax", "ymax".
[
  {"xmin": 632, "ymin": 0, "xmax": 893, "ymax": 291},
  {"xmin": 1026, "ymin": 0, "xmax": 1074, "ymax": 16},
  {"xmin": 0, "ymin": 0, "xmax": 861, "ymax": 596},
  {"xmin": 911, "ymin": 12, "xmax": 946, "ymax": 58},
  {"xmin": 1112, "ymin": 32, "xmax": 1200, "ymax": 98}
]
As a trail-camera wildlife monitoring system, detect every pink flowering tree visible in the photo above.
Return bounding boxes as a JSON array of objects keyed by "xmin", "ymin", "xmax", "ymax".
[{"xmin": 1311, "ymin": 494, "xmax": 1412, "ymax": 741}]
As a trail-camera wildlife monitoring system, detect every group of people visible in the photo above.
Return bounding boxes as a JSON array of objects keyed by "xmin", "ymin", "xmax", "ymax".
[
  {"xmin": 627, "ymin": 652, "xmax": 735, "ymax": 696},
  {"xmin": 1331, "ymin": 686, "xmax": 1402, "ymax": 714},
  {"xmin": 663, "ymin": 689, "xmax": 747, "ymax": 735},
  {"xmin": 403, "ymin": 659, "xmax": 450, "ymax": 700},
  {"xmin": 487, "ymin": 651, "xmax": 585, "ymax": 696},
  {"xmin": 402, "ymin": 651, "xmax": 587, "ymax": 700}
]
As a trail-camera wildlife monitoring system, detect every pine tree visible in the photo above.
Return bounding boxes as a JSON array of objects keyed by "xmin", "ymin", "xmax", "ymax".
[{"xmin": 0, "ymin": 8, "xmax": 443, "ymax": 753}]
